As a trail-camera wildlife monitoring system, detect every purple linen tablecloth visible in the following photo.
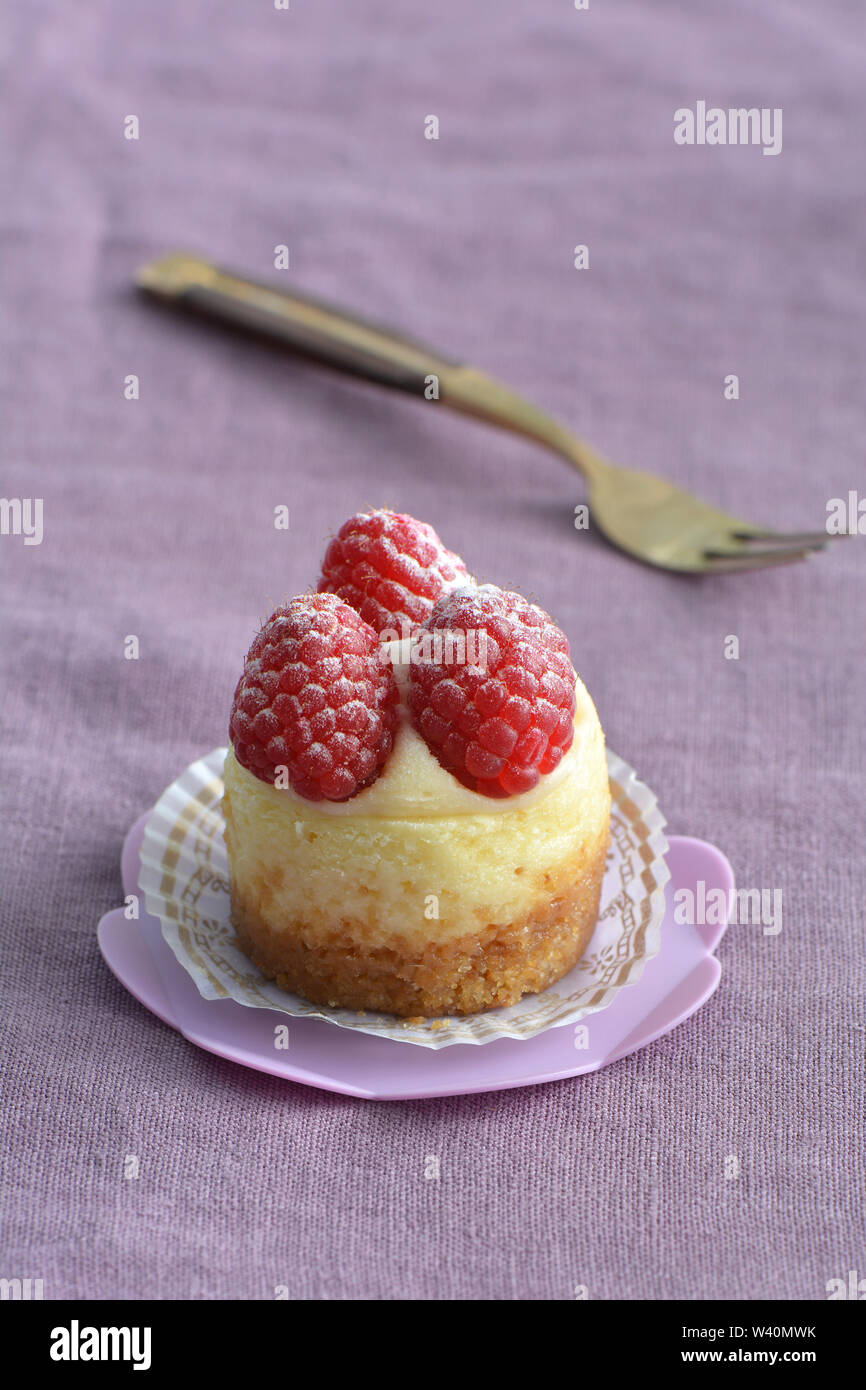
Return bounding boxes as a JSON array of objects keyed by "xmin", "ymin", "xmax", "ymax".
[{"xmin": 1, "ymin": 0, "xmax": 864, "ymax": 1300}]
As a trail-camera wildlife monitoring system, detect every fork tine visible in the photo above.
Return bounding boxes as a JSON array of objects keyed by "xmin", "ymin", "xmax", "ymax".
[
  {"xmin": 706, "ymin": 539, "xmax": 826, "ymax": 561},
  {"xmin": 702, "ymin": 547, "xmax": 815, "ymax": 573},
  {"xmin": 731, "ymin": 528, "xmax": 839, "ymax": 547}
]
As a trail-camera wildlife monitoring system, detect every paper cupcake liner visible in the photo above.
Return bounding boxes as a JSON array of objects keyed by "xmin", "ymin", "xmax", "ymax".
[{"xmin": 139, "ymin": 747, "xmax": 669, "ymax": 1050}]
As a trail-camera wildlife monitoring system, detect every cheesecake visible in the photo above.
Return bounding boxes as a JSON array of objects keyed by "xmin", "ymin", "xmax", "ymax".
[{"xmin": 223, "ymin": 510, "xmax": 611, "ymax": 1018}]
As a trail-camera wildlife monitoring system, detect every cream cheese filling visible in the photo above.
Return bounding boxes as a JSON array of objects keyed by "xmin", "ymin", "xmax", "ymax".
[{"xmin": 224, "ymin": 665, "xmax": 600, "ymax": 822}]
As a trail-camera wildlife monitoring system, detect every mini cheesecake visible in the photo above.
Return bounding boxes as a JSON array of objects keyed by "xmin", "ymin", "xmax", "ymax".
[
  {"xmin": 223, "ymin": 673, "xmax": 609, "ymax": 1018},
  {"xmin": 223, "ymin": 511, "xmax": 611, "ymax": 1018}
]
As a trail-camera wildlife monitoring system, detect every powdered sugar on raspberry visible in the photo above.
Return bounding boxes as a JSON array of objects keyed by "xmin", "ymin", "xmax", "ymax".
[
  {"xmin": 317, "ymin": 509, "xmax": 470, "ymax": 637},
  {"xmin": 229, "ymin": 593, "xmax": 398, "ymax": 801},
  {"xmin": 408, "ymin": 585, "xmax": 577, "ymax": 798}
]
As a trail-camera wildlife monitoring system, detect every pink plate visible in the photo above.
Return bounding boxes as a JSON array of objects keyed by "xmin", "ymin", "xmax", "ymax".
[{"xmin": 97, "ymin": 813, "xmax": 733, "ymax": 1100}]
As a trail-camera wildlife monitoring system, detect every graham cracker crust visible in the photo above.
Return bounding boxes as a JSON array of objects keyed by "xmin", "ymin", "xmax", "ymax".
[{"xmin": 230, "ymin": 825, "xmax": 609, "ymax": 1018}]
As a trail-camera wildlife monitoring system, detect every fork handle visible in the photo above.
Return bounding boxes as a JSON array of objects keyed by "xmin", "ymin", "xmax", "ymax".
[{"xmin": 136, "ymin": 253, "xmax": 606, "ymax": 482}]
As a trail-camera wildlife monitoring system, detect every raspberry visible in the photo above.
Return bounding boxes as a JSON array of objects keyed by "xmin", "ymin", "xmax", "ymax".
[
  {"xmin": 317, "ymin": 508, "xmax": 471, "ymax": 637},
  {"xmin": 229, "ymin": 593, "xmax": 398, "ymax": 801},
  {"xmin": 408, "ymin": 585, "xmax": 577, "ymax": 798}
]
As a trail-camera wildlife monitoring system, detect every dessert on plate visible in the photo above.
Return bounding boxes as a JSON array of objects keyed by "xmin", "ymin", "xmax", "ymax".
[{"xmin": 223, "ymin": 509, "xmax": 610, "ymax": 1017}]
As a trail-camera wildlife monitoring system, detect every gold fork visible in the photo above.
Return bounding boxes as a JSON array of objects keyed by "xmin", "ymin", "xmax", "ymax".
[{"xmin": 137, "ymin": 252, "xmax": 836, "ymax": 574}]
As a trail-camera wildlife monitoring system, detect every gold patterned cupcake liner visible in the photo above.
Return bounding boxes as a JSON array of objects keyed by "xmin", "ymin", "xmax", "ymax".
[{"xmin": 138, "ymin": 747, "xmax": 669, "ymax": 1049}]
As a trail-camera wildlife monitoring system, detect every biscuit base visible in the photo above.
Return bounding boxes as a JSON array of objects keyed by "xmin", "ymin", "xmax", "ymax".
[{"xmin": 230, "ymin": 826, "xmax": 609, "ymax": 1018}]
